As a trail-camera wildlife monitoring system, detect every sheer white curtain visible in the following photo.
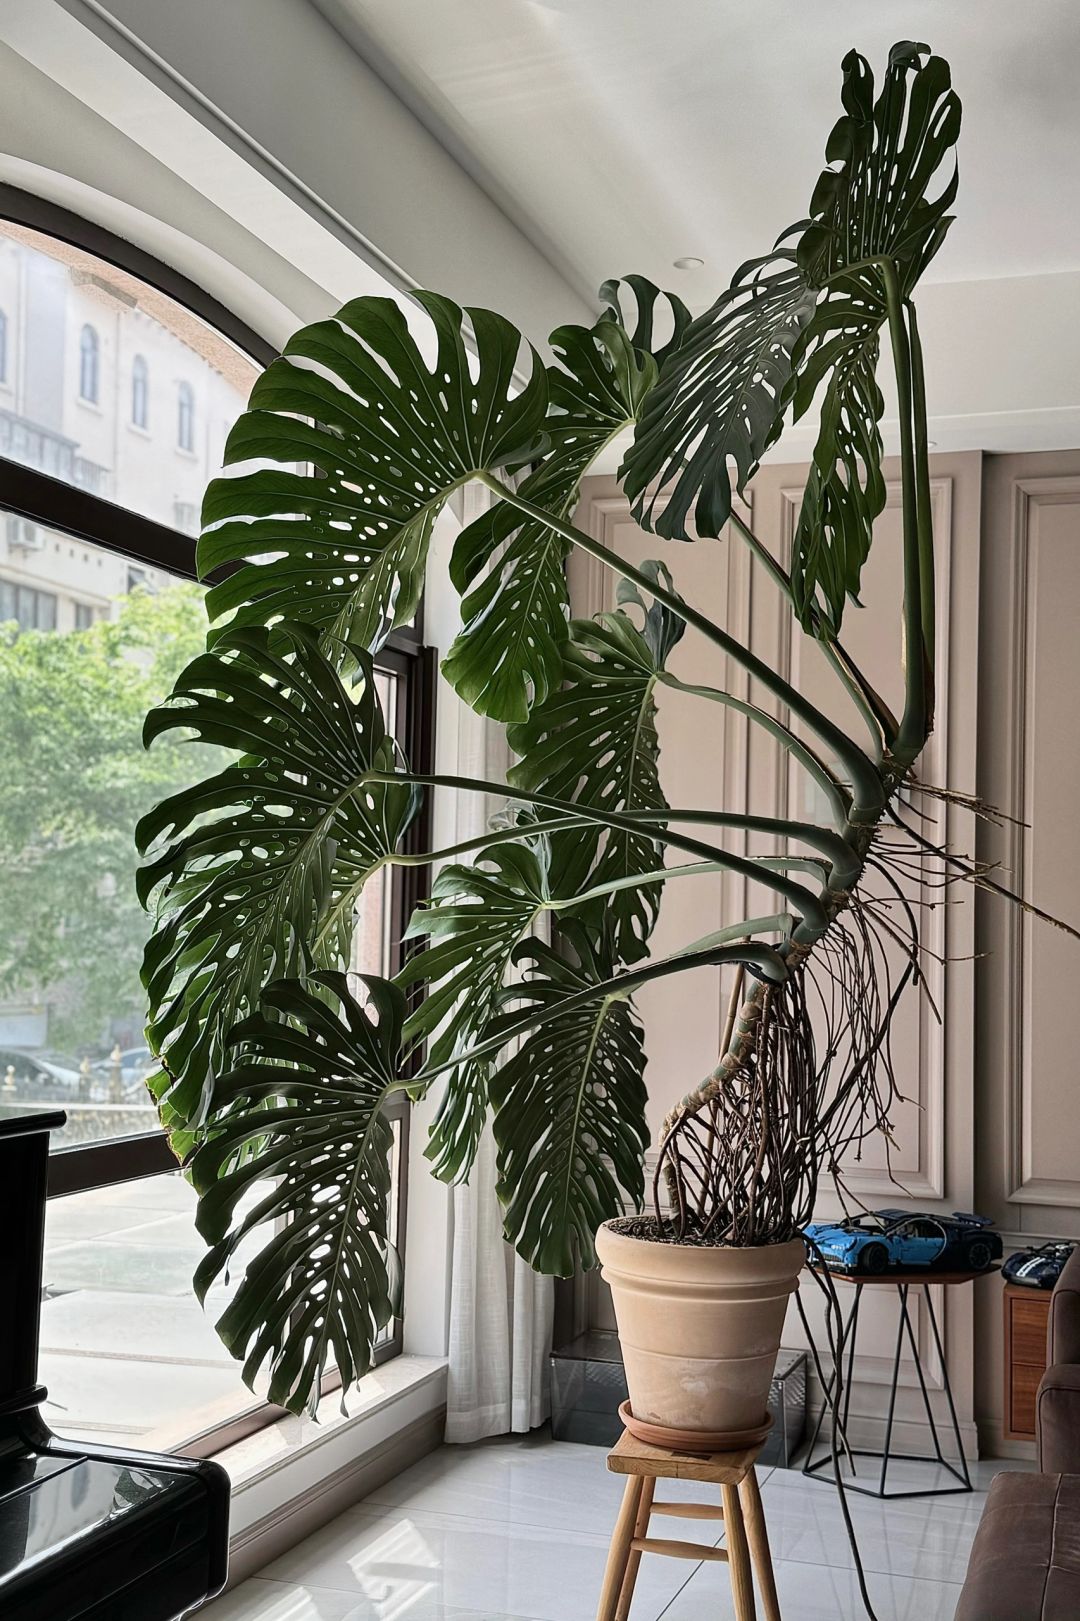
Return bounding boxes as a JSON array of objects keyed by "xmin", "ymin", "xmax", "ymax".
[{"xmin": 429, "ymin": 494, "xmax": 554, "ymax": 1443}]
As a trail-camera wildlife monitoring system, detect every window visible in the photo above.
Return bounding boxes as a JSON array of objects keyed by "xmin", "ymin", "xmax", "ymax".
[
  {"xmin": 177, "ymin": 380, "xmax": 194, "ymax": 451},
  {"xmin": 0, "ymin": 579, "xmax": 57, "ymax": 631},
  {"xmin": 173, "ymin": 500, "xmax": 199, "ymax": 536},
  {"xmin": 131, "ymin": 353, "xmax": 148, "ymax": 428},
  {"xmin": 0, "ymin": 190, "xmax": 431, "ymax": 1457},
  {"xmin": 79, "ymin": 323, "xmax": 99, "ymax": 403},
  {"xmin": 0, "ymin": 308, "xmax": 7, "ymax": 383}
]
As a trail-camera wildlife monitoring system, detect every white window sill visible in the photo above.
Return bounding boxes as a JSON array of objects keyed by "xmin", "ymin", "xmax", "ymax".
[{"xmin": 220, "ymin": 1355, "xmax": 448, "ymax": 1578}]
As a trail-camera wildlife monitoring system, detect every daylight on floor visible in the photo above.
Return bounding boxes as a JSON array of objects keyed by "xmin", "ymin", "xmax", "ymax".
[{"xmin": 1, "ymin": 5, "xmax": 1079, "ymax": 1620}]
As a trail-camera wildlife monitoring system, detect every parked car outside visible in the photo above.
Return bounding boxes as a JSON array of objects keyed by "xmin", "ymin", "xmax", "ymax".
[
  {"xmin": 89, "ymin": 1044, "xmax": 157, "ymax": 1092},
  {"xmin": 804, "ymin": 1210, "xmax": 1003, "ymax": 1275}
]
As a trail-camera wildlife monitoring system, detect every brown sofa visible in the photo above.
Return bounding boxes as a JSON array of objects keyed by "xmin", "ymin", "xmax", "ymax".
[{"xmin": 956, "ymin": 1248, "xmax": 1080, "ymax": 1619}]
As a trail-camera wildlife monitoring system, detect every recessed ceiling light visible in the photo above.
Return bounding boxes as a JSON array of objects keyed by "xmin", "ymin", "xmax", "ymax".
[{"xmin": 672, "ymin": 256, "xmax": 705, "ymax": 270}]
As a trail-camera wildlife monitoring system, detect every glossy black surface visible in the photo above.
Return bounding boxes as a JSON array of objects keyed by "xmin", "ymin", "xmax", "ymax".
[{"xmin": 0, "ymin": 1111, "xmax": 230, "ymax": 1619}]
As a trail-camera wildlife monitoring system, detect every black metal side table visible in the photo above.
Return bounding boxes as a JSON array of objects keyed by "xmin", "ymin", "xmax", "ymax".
[{"xmin": 797, "ymin": 1266, "xmax": 996, "ymax": 1500}]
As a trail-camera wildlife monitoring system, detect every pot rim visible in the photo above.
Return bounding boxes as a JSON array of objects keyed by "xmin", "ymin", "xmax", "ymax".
[{"xmin": 597, "ymin": 1219, "xmax": 807, "ymax": 1259}]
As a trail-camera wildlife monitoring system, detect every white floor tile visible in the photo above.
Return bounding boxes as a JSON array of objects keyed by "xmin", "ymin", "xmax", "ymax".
[
  {"xmin": 258, "ymin": 1501, "xmax": 701, "ymax": 1621},
  {"xmin": 761, "ymin": 1466, "xmax": 984, "ymax": 1584},
  {"xmin": 364, "ymin": 1437, "xmax": 758, "ymax": 1538},
  {"xmin": 202, "ymin": 1577, "xmax": 518, "ymax": 1620},
  {"xmin": 663, "ymin": 1557, "xmax": 963, "ymax": 1620},
  {"xmin": 207, "ymin": 1436, "xmax": 995, "ymax": 1621}
]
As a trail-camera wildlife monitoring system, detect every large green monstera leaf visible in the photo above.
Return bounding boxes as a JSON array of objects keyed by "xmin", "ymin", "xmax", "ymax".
[
  {"xmin": 398, "ymin": 839, "xmax": 554, "ymax": 1183},
  {"xmin": 190, "ymin": 973, "xmax": 406, "ymax": 1415},
  {"xmin": 138, "ymin": 627, "xmax": 416, "ymax": 1128},
  {"xmin": 506, "ymin": 566, "xmax": 684, "ymax": 963},
  {"xmin": 489, "ymin": 923, "xmax": 649, "ymax": 1275},
  {"xmin": 198, "ymin": 292, "xmax": 547, "ymax": 653},
  {"xmin": 622, "ymin": 41, "xmax": 960, "ymax": 632},
  {"xmin": 441, "ymin": 315, "xmax": 659, "ymax": 722}
]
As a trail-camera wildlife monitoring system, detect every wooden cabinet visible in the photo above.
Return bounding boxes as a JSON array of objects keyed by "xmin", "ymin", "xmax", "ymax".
[{"xmin": 1004, "ymin": 1283, "xmax": 1052, "ymax": 1440}]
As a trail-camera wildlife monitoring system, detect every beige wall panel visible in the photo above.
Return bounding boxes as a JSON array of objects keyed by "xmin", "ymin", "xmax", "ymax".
[{"xmin": 574, "ymin": 452, "xmax": 983, "ymax": 1447}]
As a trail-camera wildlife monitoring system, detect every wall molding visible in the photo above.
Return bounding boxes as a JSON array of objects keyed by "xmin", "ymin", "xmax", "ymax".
[
  {"xmin": 1002, "ymin": 475, "xmax": 1080, "ymax": 1207},
  {"xmin": 777, "ymin": 478, "xmax": 955, "ymax": 1202}
]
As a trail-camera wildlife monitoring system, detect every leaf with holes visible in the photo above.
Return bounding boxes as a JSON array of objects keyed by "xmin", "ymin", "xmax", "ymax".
[
  {"xmin": 621, "ymin": 251, "xmax": 818, "ymax": 540},
  {"xmin": 441, "ymin": 316, "xmax": 657, "ymax": 722},
  {"xmin": 489, "ymin": 923, "xmax": 649, "ymax": 1276},
  {"xmin": 621, "ymin": 41, "xmax": 959, "ymax": 627},
  {"xmin": 137, "ymin": 626, "xmax": 416, "ymax": 1130},
  {"xmin": 790, "ymin": 338, "xmax": 886, "ymax": 632},
  {"xmin": 598, "ymin": 274, "xmax": 694, "ymax": 367},
  {"xmin": 397, "ymin": 839, "xmax": 552, "ymax": 1183},
  {"xmin": 785, "ymin": 41, "xmax": 960, "ymax": 628},
  {"xmin": 197, "ymin": 292, "xmax": 547, "ymax": 653},
  {"xmin": 506, "ymin": 579, "xmax": 682, "ymax": 962},
  {"xmin": 189, "ymin": 973, "xmax": 405, "ymax": 1416}
]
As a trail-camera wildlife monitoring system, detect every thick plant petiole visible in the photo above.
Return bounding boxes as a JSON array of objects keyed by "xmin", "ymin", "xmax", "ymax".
[{"xmin": 478, "ymin": 472, "xmax": 887, "ymax": 819}]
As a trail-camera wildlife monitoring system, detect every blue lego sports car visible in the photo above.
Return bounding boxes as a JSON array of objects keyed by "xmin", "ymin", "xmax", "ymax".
[{"xmin": 803, "ymin": 1210, "xmax": 1002, "ymax": 1276}]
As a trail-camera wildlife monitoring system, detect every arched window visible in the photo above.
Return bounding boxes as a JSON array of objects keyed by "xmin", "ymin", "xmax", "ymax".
[
  {"xmin": 0, "ymin": 189, "xmax": 423, "ymax": 1453},
  {"xmin": 79, "ymin": 323, "xmax": 99, "ymax": 403},
  {"xmin": 131, "ymin": 354, "xmax": 148, "ymax": 429},
  {"xmin": 177, "ymin": 380, "xmax": 194, "ymax": 452},
  {"xmin": 0, "ymin": 309, "xmax": 8, "ymax": 384}
]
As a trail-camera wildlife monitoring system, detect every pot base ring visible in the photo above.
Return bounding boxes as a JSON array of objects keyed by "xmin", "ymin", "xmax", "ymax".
[{"xmin": 618, "ymin": 1399, "xmax": 773, "ymax": 1455}]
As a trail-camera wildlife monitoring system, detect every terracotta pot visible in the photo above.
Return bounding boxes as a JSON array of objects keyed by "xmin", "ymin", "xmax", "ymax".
[{"xmin": 595, "ymin": 1222, "xmax": 805, "ymax": 1450}]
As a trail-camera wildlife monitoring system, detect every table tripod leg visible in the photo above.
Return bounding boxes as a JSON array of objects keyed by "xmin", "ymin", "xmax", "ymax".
[{"xmin": 925, "ymin": 1284, "xmax": 972, "ymax": 1487}]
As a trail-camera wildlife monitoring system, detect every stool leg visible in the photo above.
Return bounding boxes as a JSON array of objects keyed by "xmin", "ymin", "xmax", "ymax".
[
  {"xmin": 596, "ymin": 1477, "xmax": 644, "ymax": 1621},
  {"xmin": 740, "ymin": 1468, "xmax": 780, "ymax": 1621},
  {"xmin": 721, "ymin": 1483, "xmax": 757, "ymax": 1621},
  {"xmin": 614, "ymin": 1476, "xmax": 654, "ymax": 1621}
]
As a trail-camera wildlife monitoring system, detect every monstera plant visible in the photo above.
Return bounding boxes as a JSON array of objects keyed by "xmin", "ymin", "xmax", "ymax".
[{"xmin": 137, "ymin": 40, "xmax": 1055, "ymax": 1440}]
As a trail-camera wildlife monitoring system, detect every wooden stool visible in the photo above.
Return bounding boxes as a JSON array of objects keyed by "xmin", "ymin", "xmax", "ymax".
[{"xmin": 596, "ymin": 1431, "xmax": 781, "ymax": 1621}]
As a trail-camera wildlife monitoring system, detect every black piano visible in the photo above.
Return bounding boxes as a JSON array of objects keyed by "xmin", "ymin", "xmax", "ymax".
[{"xmin": 0, "ymin": 1110, "xmax": 230, "ymax": 1620}]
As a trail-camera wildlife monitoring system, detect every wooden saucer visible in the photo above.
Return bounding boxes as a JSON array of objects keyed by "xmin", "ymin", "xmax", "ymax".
[{"xmin": 617, "ymin": 1399, "xmax": 773, "ymax": 1454}]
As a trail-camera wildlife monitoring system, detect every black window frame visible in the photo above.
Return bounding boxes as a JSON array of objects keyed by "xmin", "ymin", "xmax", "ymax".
[{"xmin": 0, "ymin": 186, "xmax": 435, "ymax": 1454}]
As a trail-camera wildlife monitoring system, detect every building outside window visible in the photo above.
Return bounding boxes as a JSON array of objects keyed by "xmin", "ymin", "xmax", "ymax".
[
  {"xmin": 79, "ymin": 322, "xmax": 99, "ymax": 403},
  {"xmin": 0, "ymin": 579, "xmax": 57, "ymax": 631},
  {"xmin": 0, "ymin": 307, "xmax": 7, "ymax": 383},
  {"xmin": 131, "ymin": 353, "xmax": 148, "ymax": 428},
  {"xmin": 177, "ymin": 379, "xmax": 194, "ymax": 451},
  {"xmin": 0, "ymin": 199, "xmax": 429, "ymax": 1458}
]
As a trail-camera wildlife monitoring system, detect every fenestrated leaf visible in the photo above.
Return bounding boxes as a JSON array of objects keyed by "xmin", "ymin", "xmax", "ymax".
[
  {"xmin": 790, "ymin": 338, "xmax": 886, "ymax": 632},
  {"xmin": 489, "ymin": 922, "xmax": 649, "ymax": 1276},
  {"xmin": 621, "ymin": 249, "xmax": 818, "ymax": 540},
  {"xmin": 441, "ymin": 317, "xmax": 657, "ymax": 723},
  {"xmin": 397, "ymin": 840, "xmax": 553, "ymax": 1183},
  {"xmin": 786, "ymin": 41, "xmax": 960, "ymax": 627},
  {"xmin": 189, "ymin": 972, "xmax": 405, "ymax": 1416},
  {"xmin": 620, "ymin": 40, "xmax": 960, "ymax": 635},
  {"xmin": 137, "ymin": 626, "xmax": 417, "ymax": 1128},
  {"xmin": 506, "ymin": 585, "xmax": 679, "ymax": 962},
  {"xmin": 797, "ymin": 41, "xmax": 961, "ymax": 299},
  {"xmin": 197, "ymin": 292, "xmax": 548, "ymax": 652},
  {"xmin": 598, "ymin": 273, "xmax": 694, "ymax": 367}
]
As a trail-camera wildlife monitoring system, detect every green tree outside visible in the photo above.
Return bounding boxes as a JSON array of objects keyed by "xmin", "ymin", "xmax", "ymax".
[{"xmin": 0, "ymin": 584, "xmax": 216, "ymax": 1056}]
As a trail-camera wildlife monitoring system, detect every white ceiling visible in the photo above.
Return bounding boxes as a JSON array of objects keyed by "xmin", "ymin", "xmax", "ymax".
[{"xmin": 315, "ymin": 0, "xmax": 1080, "ymax": 313}]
